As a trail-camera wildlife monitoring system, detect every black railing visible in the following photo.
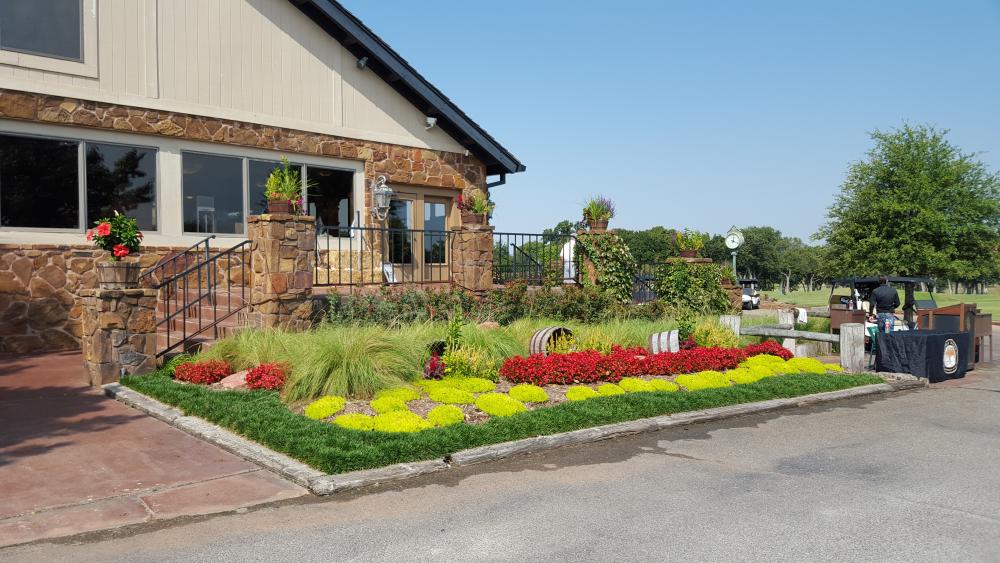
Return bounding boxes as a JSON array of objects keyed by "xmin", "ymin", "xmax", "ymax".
[
  {"xmin": 492, "ymin": 232, "xmax": 580, "ymax": 285},
  {"xmin": 314, "ymin": 226, "xmax": 454, "ymax": 286},
  {"xmin": 633, "ymin": 263, "xmax": 659, "ymax": 304},
  {"xmin": 151, "ymin": 239, "xmax": 251, "ymax": 357},
  {"xmin": 138, "ymin": 235, "xmax": 215, "ymax": 287}
]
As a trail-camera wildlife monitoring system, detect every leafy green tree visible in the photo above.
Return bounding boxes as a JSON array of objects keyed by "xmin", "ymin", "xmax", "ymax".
[
  {"xmin": 617, "ymin": 226, "xmax": 676, "ymax": 265},
  {"xmin": 816, "ymin": 124, "xmax": 1000, "ymax": 283}
]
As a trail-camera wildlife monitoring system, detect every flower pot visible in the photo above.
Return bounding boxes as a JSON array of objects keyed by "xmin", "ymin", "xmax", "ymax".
[
  {"xmin": 96, "ymin": 261, "xmax": 142, "ymax": 289},
  {"xmin": 679, "ymin": 250, "xmax": 698, "ymax": 258},
  {"xmin": 586, "ymin": 219, "xmax": 609, "ymax": 232},
  {"xmin": 462, "ymin": 212, "xmax": 487, "ymax": 226},
  {"xmin": 267, "ymin": 199, "xmax": 292, "ymax": 214}
]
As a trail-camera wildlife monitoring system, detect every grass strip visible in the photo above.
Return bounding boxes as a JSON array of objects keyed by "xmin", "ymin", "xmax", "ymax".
[{"xmin": 122, "ymin": 370, "xmax": 882, "ymax": 475}]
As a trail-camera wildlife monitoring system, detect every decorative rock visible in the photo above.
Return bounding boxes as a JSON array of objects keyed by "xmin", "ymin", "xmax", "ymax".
[{"xmin": 219, "ymin": 371, "xmax": 248, "ymax": 390}]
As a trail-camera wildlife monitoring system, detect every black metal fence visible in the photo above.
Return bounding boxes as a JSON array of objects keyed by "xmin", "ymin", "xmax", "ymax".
[
  {"xmin": 632, "ymin": 263, "xmax": 660, "ymax": 304},
  {"xmin": 492, "ymin": 232, "xmax": 580, "ymax": 285},
  {"xmin": 314, "ymin": 226, "xmax": 454, "ymax": 286}
]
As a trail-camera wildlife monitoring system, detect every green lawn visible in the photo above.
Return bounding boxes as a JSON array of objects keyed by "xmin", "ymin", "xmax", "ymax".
[
  {"xmin": 765, "ymin": 287, "xmax": 1000, "ymax": 317},
  {"xmin": 123, "ymin": 369, "xmax": 881, "ymax": 475}
]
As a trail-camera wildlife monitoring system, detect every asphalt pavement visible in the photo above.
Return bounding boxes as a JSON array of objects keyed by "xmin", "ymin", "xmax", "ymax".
[{"xmin": 5, "ymin": 341, "xmax": 1000, "ymax": 562}]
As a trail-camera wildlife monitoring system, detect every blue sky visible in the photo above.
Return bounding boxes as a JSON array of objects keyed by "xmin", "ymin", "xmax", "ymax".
[{"xmin": 343, "ymin": 0, "xmax": 1000, "ymax": 241}]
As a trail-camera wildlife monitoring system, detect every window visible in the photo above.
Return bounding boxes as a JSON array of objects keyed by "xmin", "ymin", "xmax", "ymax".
[
  {"xmin": 86, "ymin": 143, "xmax": 157, "ymax": 231},
  {"xmin": 182, "ymin": 153, "xmax": 244, "ymax": 235},
  {"xmin": 0, "ymin": 134, "xmax": 79, "ymax": 229},
  {"xmin": 387, "ymin": 199, "xmax": 412, "ymax": 264},
  {"xmin": 249, "ymin": 160, "xmax": 285, "ymax": 216},
  {"xmin": 0, "ymin": 0, "xmax": 83, "ymax": 61},
  {"xmin": 424, "ymin": 200, "xmax": 447, "ymax": 264},
  {"xmin": 306, "ymin": 166, "xmax": 353, "ymax": 234}
]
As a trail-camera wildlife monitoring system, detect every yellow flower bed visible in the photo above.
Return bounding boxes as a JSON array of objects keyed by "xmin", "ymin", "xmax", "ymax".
[
  {"xmin": 304, "ymin": 396, "xmax": 346, "ymax": 420},
  {"xmin": 370, "ymin": 396, "xmax": 408, "ymax": 414},
  {"xmin": 566, "ymin": 386, "xmax": 600, "ymax": 401},
  {"xmin": 333, "ymin": 413, "xmax": 374, "ymax": 431},
  {"xmin": 427, "ymin": 405, "xmax": 465, "ymax": 427},
  {"xmin": 372, "ymin": 410, "xmax": 433, "ymax": 433},
  {"xmin": 475, "ymin": 393, "xmax": 527, "ymax": 417},
  {"xmin": 508, "ymin": 384, "xmax": 549, "ymax": 403}
]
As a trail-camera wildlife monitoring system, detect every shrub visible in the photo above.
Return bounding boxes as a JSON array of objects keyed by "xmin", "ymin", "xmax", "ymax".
[
  {"xmin": 652, "ymin": 261, "xmax": 732, "ymax": 314},
  {"xmin": 442, "ymin": 348, "xmax": 487, "ymax": 380},
  {"xmin": 424, "ymin": 352, "xmax": 445, "ymax": 379},
  {"xmin": 333, "ymin": 413, "xmax": 374, "ymax": 431},
  {"xmin": 427, "ymin": 405, "xmax": 465, "ymax": 427},
  {"xmin": 174, "ymin": 360, "xmax": 231, "ymax": 385},
  {"xmin": 245, "ymin": 362, "xmax": 288, "ymax": 390},
  {"xmin": 691, "ymin": 319, "xmax": 739, "ymax": 348},
  {"xmin": 743, "ymin": 341, "xmax": 793, "ymax": 360},
  {"xmin": 575, "ymin": 231, "xmax": 637, "ymax": 304},
  {"xmin": 618, "ymin": 377, "xmax": 655, "ymax": 393},
  {"xmin": 508, "ymin": 384, "xmax": 549, "ymax": 403},
  {"xmin": 824, "ymin": 363, "xmax": 844, "ymax": 372},
  {"xmin": 597, "ymin": 383, "xmax": 625, "ymax": 396},
  {"xmin": 304, "ymin": 396, "xmax": 346, "ymax": 420},
  {"xmin": 649, "ymin": 379, "xmax": 680, "ymax": 392},
  {"xmin": 675, "ymin": 371, "xmax": 731, "ymax": 391},
  {"xmin": 445, "ymin": 377, "xmax": 496, "ymax": 393},
  {"xmin": 370, "ymin": 396, "xmax": 408, "ymax": 414},
  {"xmin": 785, "ymin": 357, "xmax": 828, "ymax": 375},
  {"xmin": 374, "ymin": 387, "xmax": 421, "ymax": 402},
  {"xmin": 726, "ymin": 368, "xmax": 766, "ymax": 385},
  {"xmin": 475, "ymin": 393, "xmax": 527, "ymax": 417},
  {"xmin": 372, "ymin": 411, "xmax": 433, "ymax": 433},
  {"xmin": 425, "ymin": 385, "xmax": 476, "ymax": 405},
  {"xmin": 566, "ymin": 386, "xmax": 599, "ymax": 401}
]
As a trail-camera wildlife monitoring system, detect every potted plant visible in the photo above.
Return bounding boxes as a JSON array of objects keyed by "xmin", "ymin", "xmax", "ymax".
[
  {"xmin": 457, "ymin": 190, "xmax": 494, "ymax": 226},
  {"xmin": 675, "ymin": 228, "xmax": 706, "ymax": 258},
  {"xmin": 87, "ymin": 211, "xmax": 144, "ymax": 289},
  {"xmin": 582, "ymin": 196, "xmax": 615, "ymax": 231},
  {"xmin": 264, "ymin": 156, "xmax": 304, "ymax": 214}
]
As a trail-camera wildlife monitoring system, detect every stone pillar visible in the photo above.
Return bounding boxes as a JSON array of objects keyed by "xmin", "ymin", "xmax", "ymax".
[
  {"xmin": 451, "ymin": 224, "xmax": 494, "ymax": 293},
  {"xmin": 80, "ymin": 288, "xmax": 158, "ymax": 386},
  {"xmin": 247, "ymin": 214, "xmax": 316, "ymax": 330}
]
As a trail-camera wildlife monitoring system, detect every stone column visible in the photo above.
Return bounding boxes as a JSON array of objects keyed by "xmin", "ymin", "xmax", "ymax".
[
  {"xmin": 247, "ymin": 213, "xmax": 316, "ymax": 330},
  {"xmin": 451, "ymin": 224, "xmax": 494, "ymax": 293},
  {"xmin": 80, "ymin": 288, "xmax": 158, "ymax": 386}
]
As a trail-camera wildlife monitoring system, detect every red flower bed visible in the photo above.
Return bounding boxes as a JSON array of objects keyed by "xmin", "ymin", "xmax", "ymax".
[
  {"xmin": 499, "ymin": 342, "xmax": 792, "ymax": 385},
  {"xmin": 245, "ymin": 362, "xmax": 288, "ymax": 391},
  {"xmin": 174, "ymin": 360, "xmax": 231, "ymax": 385}
]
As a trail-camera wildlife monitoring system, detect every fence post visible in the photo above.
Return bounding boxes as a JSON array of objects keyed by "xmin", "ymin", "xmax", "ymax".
[
  {"xmin": 451, "ymin": 223, "xmax": 494, "ymax": 292},
  {"xmin": 719, "ymin": 314, "xmax": 741, "ymax": 337},
  {"xmin": 839, "ymin": 323, "xmax": 866, "ymax": 373},
  {"xmin": 247, "ymin": 213, "xmax": 316, "ymax": 330},
  {"xmin": 777, "ymin": 309, "xmax": 795, "ymax": 328}
]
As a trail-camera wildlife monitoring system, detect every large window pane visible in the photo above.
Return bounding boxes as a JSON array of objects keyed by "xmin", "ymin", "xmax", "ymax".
[
  {"xmin": 387, "ymin": 200, "xmax": 412, "ymax": 264},
  {"xmin": 85, "ymin": 142, "xmax": 156, "ymax": 231},
  {"xmin": 0, "ymin": 134, "xmax": 79, "ymax": 228},
  {"xmin": 0, "ymin": 0, "xmax": 82, "ymax": 61},
  {"xmin": 424, "ymin": 201, "xmax": 447, "ymax": 264},
  {"xmin": 182, "ymin": 153, "xmax": 244, "ymax": 234},
  {"xmin": 306, "ymin": 166, "xmax": 353, "ymax": 234},
  {"xmin": 248, "ymin": 159, "xmax": 303, "ymax": 216}
]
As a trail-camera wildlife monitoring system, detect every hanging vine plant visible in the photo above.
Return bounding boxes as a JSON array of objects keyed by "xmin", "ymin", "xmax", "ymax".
[{"xmin": 576, "ymin": 231, "xmax": 637, "ymax": 304}]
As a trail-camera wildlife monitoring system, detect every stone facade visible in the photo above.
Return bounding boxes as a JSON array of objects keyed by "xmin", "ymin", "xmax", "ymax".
[
  {"xmin": 80, "ymin": 288, "xmax": 158, "ymax": 385},
  {"xmin": 0, "ymin": 88, "xmax": 487, "ymax": 195},
  {"xmin": 248, "ymin": 214, "xmax": 316, "ymax": 330},
  {"xmin": 451, "ymin": 224, "xmax": 495, "ymax": 293}
]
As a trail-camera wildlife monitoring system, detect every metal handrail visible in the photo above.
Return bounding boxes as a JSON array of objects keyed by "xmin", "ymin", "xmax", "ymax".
[
  {"xmin": 314, "ymin": 225, "xmax": 454, "ymax": 287},
  {"xmin": 139, "ymin": 235, "xmax": 216, "ymax": 286}
]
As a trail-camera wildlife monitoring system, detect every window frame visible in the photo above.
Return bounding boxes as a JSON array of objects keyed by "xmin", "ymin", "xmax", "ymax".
[
  {"xmin": 0, "ymin": 0, "xmax": 98, "ymax": 78},
  {"xmin": 0, "ymin": 129, "xmax": 162, "ymax": 234}
]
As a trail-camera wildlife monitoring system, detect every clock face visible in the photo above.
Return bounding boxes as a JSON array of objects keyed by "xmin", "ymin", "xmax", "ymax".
[{"xmin": 725, "ymin": 234, "xmax": 742, "ymax": 249}]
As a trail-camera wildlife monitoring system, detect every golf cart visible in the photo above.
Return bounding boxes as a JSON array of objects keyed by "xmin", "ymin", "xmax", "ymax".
[{"xmin": 739, "ymin": 279, "xmax": 761, "ymax": 310}]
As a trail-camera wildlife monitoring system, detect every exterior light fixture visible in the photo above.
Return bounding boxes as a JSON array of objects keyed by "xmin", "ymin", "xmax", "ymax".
[{"xmin": 370, "ymin": 175, "xmax": 393, "ymax": 221}]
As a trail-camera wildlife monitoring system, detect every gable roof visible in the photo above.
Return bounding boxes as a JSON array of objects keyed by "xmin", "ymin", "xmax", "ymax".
[{"xmin": 290, "ymin": 0, "xmax": 525, "ymax": 177}]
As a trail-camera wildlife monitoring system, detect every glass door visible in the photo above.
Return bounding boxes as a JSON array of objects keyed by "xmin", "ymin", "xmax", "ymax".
[
  {"xmin": 423, "ymin": 199, "xmax": 450, "ymax": 282},
  {"xmin": 386, "ymin": 195, "xmax": 415, "ymax": 283}
]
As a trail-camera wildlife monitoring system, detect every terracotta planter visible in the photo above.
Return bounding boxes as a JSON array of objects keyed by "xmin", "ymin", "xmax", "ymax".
[
  {"xmin": 267, "ymin": 199, "xmax": 292, "ymax": 214},
  {"xmin": 96, "ymin": 261, "xmax": 142, "ymax": 289},
  {"xmin": 679, "ymin": 249, "xmax": 698, "ymax": 258},
  {"xmin": 586, "ymin": 219, "xmax": 609, "ymax": 232},
  {"xmin": 462, "ymin": 212, "xmax": 487, "ymax": 226}
]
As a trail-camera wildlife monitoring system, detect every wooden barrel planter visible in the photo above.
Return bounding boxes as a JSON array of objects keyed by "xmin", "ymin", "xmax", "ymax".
[
  {"xmin": 529, "ymin": 326, "xmax": 574, "ymax": 356},
  {"xmin": 648, "ymin": 330, "xmax": 680, "ymax": 355},
  {"xmin": 96, "ymin": 261, "xmax": 142, "ymax": 289}
]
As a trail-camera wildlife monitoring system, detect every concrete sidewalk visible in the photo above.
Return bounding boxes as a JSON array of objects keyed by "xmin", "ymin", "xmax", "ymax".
[{"xmin": 0, "ymin": 352, "xmax": 305, "ymax": 547}]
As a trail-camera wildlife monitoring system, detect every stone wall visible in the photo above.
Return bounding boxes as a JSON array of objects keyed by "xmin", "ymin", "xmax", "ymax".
[
  {"xmin": 247, "ymin": 214, "xmax": 316, "ymax": 330},
  {"xmin": 80, "ymin": 288, "xmax": 158, "ymax": 385},
  {"xmin": 451, "ymin": 225, "xmax": 495, "ymax": 293}
]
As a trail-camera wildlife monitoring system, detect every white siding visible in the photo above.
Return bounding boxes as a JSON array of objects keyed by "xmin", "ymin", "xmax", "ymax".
[{"xmin": 0, "ymin": 0, "xmax": 465, "ymax": 153}]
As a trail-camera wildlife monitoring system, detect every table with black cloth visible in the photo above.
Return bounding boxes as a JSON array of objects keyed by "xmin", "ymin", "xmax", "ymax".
[{"xmin": 875, "ymin": 330, "xmax": 971, "ymax": 382}]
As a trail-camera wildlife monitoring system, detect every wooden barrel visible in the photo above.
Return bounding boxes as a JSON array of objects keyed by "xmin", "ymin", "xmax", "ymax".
[
  {"xmin": 648, "ymin": 330, "xmax": 679, "ymax": 355},
  {"xmin": 529, "ymin": 327, "xmax": 573, "ymax": 356}
]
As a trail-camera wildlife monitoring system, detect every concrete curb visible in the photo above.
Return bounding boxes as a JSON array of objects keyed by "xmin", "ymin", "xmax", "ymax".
[{"xmin": 105, "ymin": 379, "xmax": 922, "ymax": 496}]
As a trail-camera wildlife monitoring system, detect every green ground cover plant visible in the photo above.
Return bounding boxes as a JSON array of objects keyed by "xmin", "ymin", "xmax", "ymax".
[{"xmin": 123, "ymin": 368, "xmax": 881, "ymax": 474}]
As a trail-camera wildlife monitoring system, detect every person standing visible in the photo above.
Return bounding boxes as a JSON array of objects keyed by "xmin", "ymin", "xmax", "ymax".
[{"xmin": 871, "ymin": 275, "xmax": 900, "ymax": 333}]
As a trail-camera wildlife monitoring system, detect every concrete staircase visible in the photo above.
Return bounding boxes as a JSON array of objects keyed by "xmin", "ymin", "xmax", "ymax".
[{"xmin": 155, "ymin": 288, "xmax": 249, "ymax": 357}]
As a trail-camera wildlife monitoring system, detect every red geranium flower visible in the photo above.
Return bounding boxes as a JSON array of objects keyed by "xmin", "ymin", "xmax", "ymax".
[
  {"xmin": 112, "ymin": 243, "xmax": 130, "ymax": 258},
  {"xmin": 95, "ymin": 222, "xmax": 111, "ymax": 237},
  {"xmin": 85, "ymin": 229, "xmax": 94, "ymax": 241}
]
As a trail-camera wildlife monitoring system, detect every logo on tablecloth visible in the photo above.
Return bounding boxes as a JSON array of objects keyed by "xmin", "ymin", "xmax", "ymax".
[{"xmin": 943, "ymin": 339, "xmax": 959, "ymax": 375}]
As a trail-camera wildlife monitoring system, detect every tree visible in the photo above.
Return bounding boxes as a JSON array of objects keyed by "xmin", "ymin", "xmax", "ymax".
[
  {"xmin": 816, "ymin": 124, "xmax": 1000, "ymax": 284},
  {"xmin": 617, "ymin": 226, "xmax": 676, "ymax": 265}
]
